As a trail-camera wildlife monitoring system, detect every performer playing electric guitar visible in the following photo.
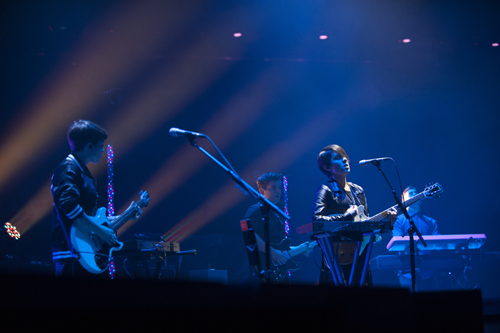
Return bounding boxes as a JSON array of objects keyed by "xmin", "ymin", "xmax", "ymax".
[
  {"xmin": 244, "ymin": 172, "xmax": 315, "ymax": 284},
  {"xmin": 312, "ymin": 144, "xmax": 397, "ymax": 286},
  {"xmin": 51, "ymin": 120, "xmax": 143, "ymax": 277}
]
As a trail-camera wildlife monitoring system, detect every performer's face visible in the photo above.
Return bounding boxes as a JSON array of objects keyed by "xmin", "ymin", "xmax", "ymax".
[
  {"xmin": 260, "ymin": 180, "xmax": 282, "ymax": 204},
  {"xmin": 403, "ymin": 188, "xmax": 420, "ymax": 210},
  {"xmin": 89, "ymin": 140, "xmax": 105, "ymax": 164},
  {"xmin": 403, "ymin": 189, "xmax": 417, "ymax": 201},
  {"xmin": 325, "ymin": 151, "xmax": 350, "ymax": 177}
]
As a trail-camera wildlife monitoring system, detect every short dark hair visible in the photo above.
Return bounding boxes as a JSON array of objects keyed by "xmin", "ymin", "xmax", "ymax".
[
  {"xmin": 317, "ymin": 144, "xmax": 349, "ymax": 177},
  {"xmin": 67, "ymin": 120, "xmax": 108, "ymax": 152},
  {"xmin": 256, "ymin": 172, "xmax": 282, "ymax": 190}
]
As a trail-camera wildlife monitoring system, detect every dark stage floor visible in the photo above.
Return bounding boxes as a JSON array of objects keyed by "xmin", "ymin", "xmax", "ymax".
[{"xmin": 0, "ymin": 271, "xmax": 497, "ymax": 332}]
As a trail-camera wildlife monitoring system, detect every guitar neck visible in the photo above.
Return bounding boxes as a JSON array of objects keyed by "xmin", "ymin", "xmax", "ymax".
[
  {"xmin": 109, "ymin": 205, "xmax": 139, "ymax": 231},
  {"xmin": 367, "ymin": 192, "xmax": 427, "ymax": 222}
]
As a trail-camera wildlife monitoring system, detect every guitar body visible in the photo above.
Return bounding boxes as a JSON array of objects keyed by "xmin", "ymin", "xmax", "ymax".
[
  {"xmin": 263, "ymin": 238, "xmax": 318, "ymax": 284},
  {"xmin": 329, "ymin": 183, "xmax": 443, "ymax": 265},
  {"xmin": 267, "ymin": 239, "xmax": 301, "ymax": 284},
  {"xmin": 69, "ymin": 191, "xmax": 150, "ymax": 274},
  {"xmin": 70, "ymin": 207, "xmax": 123, "ymax": 274},
  {"xmin": 335, "ymin": 206, "xmax": 372, "ymax": 265}
]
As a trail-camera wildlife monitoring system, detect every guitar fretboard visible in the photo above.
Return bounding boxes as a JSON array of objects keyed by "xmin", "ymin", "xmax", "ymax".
[
  {"xmin": 109, "ymin": 198, "xmax": 147, "ymax": 231},
  {"xmin": 367, "ymin": 192, "xmax": 427, "ymax": 222},
  {"xmin": 287, "ymin": 242, "xmax": 317, "ymax": 257}
]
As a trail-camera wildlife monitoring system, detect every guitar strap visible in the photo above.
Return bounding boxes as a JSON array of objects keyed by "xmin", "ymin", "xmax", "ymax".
[{"xmin": 347, "ymin": 183, "xmax": 362, "ymax": 207}]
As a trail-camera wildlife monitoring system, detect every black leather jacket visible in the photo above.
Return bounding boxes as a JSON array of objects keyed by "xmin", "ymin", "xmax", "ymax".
[{"xmin": 311, "ymin": 180, "xmax": 368, "ymax": 222}]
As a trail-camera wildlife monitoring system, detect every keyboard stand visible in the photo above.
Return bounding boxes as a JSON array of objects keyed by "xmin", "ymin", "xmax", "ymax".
[{"xmin": 314, "ymin": 231, "xmax": 376, "ymax": 286}]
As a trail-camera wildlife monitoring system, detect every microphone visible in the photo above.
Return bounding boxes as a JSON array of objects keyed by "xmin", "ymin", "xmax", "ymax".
[
  {"xmin": 359, "ymin": 157, "xmax": 391, "ymax": 167},
  {"xmin": 169, "ymin": 127, "xmax": 206, "ymax": 138}
]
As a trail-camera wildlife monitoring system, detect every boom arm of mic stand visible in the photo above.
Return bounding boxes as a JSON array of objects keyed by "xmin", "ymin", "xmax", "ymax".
[
  {"xmin": 187, "ymin": 138, "xmax": 290, "ymax": 221},
  {"xmin": 374, "ymin": 163, "xmax": 426, "ymax": 293},
  {"xmin": 186, "ymin": 137, "xmax": 290, "ymax": 284},
  {"xmin": 375, "ymin": 164, "xmax": 427, "ymax": 247}
]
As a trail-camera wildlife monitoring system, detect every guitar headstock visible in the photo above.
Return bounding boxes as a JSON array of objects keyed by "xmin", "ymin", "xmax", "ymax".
[
  {"xmin": 138, "ymin": 190, "xmax": 151, "ymax": 207},
  {"xmin": 423, "ymin": 182, "xmax": 443, "ymax": 198}
]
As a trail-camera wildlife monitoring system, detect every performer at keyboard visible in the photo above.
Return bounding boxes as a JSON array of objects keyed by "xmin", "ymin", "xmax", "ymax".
[
  {"xmin": 393, "ymin": 186, "xmax": 439, "ymax": 237},
  {"xmin": 312, "ymin": 144, "xmax": 397, "ymax": 286},
  {"xmin": 245, "ymin": 172, "xmax": 308, "ymax": 284},
  {"xmin": 51, "ymin": 120, "xmax": 140, "ymax": 277},
  {"xmin": 392, "ymin": 186, "xmax": 440, "ymax": 290}
]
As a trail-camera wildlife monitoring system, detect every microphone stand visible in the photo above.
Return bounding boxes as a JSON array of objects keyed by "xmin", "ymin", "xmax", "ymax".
[
  {"xmin": 372, "ymin": 161, "xmax": 427, "ymax": 293},
  {"xmin": 183, "ymin": 134, "xmax": 290, "ymax": 284}
]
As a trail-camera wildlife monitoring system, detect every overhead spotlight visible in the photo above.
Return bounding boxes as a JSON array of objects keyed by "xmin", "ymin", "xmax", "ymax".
[
  {"xmin": 493, "ymin": 43, "xmax": 499, "ymax": 47},
  {"xmin": 319, "ymin": 35, "xmax": 328, "ymax": 40},
  {"xmin": 233, "ymin": 32, "xmax": 242, "ymax": 38},
  {"xmin": 403, "ymin": 39, "xmax": 411, "ymax": 43}
]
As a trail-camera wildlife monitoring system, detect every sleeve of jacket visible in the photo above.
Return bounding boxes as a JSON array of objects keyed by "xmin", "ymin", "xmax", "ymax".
[
  {"xmin": 52, "ymin": 164, "xmax": 84, "ymax": 221},
  {"xmin": 312, "ymin": 185, "xmax": 350, "ymax": 222}
]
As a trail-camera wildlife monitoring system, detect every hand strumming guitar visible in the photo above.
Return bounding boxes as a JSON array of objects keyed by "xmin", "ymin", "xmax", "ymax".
[
  {"xmin": 345, "ymin": 205, "xmax": 358, "ymax": 217},
  {"xmin": 271, "ymin": 247, "xmax": 288, "ymax": 266},
  {"xmin": 74, "ymin": 213, "xmax": 115, "ymax": 245}
]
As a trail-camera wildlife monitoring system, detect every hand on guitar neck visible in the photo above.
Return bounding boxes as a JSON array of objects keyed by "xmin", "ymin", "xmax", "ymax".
[
  {"xmin": 383, "ymin": 206, "xmax": 398, "ymax": 227},
  {"xmin": 107, "ymin": 200, "xmax": 143, "ymax": 222},
  {"xmin": 94, "ymin": 201, "xmax": 143, "ymax": 245}
]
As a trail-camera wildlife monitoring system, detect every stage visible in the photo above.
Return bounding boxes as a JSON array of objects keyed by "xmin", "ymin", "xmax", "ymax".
[{"xmin": 1, "ymin": 2, "xmax": 499, "ymax": 332}]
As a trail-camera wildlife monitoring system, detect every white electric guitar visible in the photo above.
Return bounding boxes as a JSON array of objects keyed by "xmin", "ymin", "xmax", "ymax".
[{"xmin": 70, "ymin": 190, "xmax": 150, "ymax": 274}]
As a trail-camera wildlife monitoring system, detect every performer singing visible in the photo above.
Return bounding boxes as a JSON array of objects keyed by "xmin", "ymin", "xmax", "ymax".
[
  {"xmin": 312, "ymin": 144, "xmax": 396, "ymax": 286},
  {"xmin": 51, "ymin": 120, "xmax": 139, "ymax": 277}
]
